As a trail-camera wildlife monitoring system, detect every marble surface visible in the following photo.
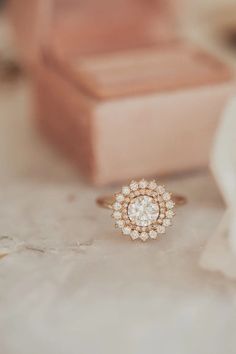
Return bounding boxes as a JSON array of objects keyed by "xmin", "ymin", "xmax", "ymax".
[{"xmin": 0, "ymin": 76, "xmax": 236, "ymax": 354}]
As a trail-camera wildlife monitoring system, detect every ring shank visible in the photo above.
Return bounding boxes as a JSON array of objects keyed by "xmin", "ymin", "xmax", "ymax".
[{"xmin": 96, "ymin": 194, "xmax": 186, "ymax": 209}]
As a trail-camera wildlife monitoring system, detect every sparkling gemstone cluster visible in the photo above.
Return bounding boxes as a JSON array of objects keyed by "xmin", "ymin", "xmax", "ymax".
[{"xmin": 111, "ymin": 179, "xmax": 175, "ymax": 241}]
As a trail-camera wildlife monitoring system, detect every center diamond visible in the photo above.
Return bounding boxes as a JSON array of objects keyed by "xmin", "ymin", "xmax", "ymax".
[{"xmin": 128, "ymin": 196, "xmax": 159, "ymax": 227}]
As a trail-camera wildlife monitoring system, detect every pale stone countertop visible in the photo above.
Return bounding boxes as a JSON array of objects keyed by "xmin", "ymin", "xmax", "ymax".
[{"xmin": 0, "ymin": 79, "xmax": 236, "ymax": 354}]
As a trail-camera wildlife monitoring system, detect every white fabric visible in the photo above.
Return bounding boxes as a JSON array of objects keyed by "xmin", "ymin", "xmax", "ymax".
[{"xmin": 200, "ymin": 98, "xmax": 236, "ymax": 278}]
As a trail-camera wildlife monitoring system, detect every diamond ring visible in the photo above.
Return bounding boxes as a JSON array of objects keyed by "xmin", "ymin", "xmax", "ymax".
[{"xmin": 96, "ymin": 179, "xmax": 186, "ymax": 241}]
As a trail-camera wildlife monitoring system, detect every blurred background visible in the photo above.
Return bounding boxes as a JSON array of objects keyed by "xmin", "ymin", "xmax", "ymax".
[
  {"xmin": 1, "ymin": 1, "xmax": 236, "ymax": 354},
  {"xmin": 1, "ymin": 0, "xmax": 236, "ymax": 185}
]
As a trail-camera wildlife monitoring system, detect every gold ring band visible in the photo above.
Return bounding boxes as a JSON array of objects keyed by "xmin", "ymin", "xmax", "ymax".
[{"xmin": 96, "ymin": 194, "xmax": 187, "ymax": 210}]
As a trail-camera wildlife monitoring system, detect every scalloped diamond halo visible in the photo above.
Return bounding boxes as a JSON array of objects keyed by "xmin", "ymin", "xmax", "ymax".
[
  {"xmin": 96, "ymin": 178, "xmax": 186, "ymax": 242},
  {"xmin": 111, "ymin": 179, "xmax": 175, "ymax": 241}
]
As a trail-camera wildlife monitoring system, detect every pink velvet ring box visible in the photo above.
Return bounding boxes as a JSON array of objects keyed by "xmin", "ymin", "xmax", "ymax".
[{"xmin": 8, "ymin": 0, "xmax": 236, "ymax": 185}]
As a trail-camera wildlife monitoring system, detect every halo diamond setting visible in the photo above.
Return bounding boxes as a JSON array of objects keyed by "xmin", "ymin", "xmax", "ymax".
[{"xmin": 111, "ymin": 179, "xmax": 175, "ymax": 241}]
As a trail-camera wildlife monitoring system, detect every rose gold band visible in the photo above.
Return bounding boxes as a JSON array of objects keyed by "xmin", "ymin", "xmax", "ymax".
[{"xmin": 96, "ymin": 194, "xmax": 186, "ymax": 210}]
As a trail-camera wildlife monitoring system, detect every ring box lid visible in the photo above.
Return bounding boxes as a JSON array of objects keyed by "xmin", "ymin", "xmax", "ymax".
[
  {"xmin": 10, "ymin": 0, "xmax": 232, "ymax": 99},
  {"xmin": 45, "ymin": 41, "xmax": 232, "ymax": 99},
  {"xmin": 8, "ymin": 0, "xmax": 178, "ymax": 67},
  {"xmin": 40, "ymin": 0, "xmax": 232, "ymax": 99},
  {"xmin": 8, "ymin": 0, "xmax": 233, "ymax": 99}
]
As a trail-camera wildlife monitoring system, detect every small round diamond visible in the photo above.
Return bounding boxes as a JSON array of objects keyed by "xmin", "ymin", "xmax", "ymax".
[
  {"xmin": 163, "ymin": 218, "xmax": 171, "ymax": 227},
  {"xmin": 122, "ymin": 186, "xmax": 130, "ymax": 195},
  {"xmin": 131, "ymin": 230, "xmax": 139, "ymax": 240},
  {"xmin": 139, "ymin": 179, "xmax": 148, "ymax": 189},
  {"xmin": 157, "ymin": 185, "xmax": 165, "ymax": 194},
  {"xmin": 113, "ymin": 202, "xmax": 122, "ymax": 210},
  {"xmin": 149, "ymin": 180, "xmax": 157, "ymax": 190},
  {"xmin": 140, "ymin": 232, "xmax": 149, "ymax": 241},
  {"xmin": 116, "ymin": 194, "xmax": 124, "ymax": 202},
  {"xmin": 157, "ymin": 225, "xmax": 166, "ymax": 234},
  {"xmin": 166, "ymin": 200, "xmax": 174, "ymax": 209},
  {"xmin": 123, "ymin": 227, "xmax": 131, "ymax": 235},
  {"xmin": 128, "ymin": 196, "xmax": 159, "ymax": 227},
  {"xmin": 163, "ymin": 192, "xmax": 171, "ymax": 201},
  {"xmin": 130, "ymin": 181, "xmax": 139, "ymax": 191},
  {"xmin": 113, "ymin": 211, "xmax": 121, "ymax": 219},
  {"xmin": 149, "ymin": 230, "xmax": 157, "ymax": 239},
  {"xmin": 166, "ymin": 210, "xmax": 174, "ymax": 218},
  {"xmin": 116, "ymin": 220, "xmax": 124, "ymax": 228}
]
